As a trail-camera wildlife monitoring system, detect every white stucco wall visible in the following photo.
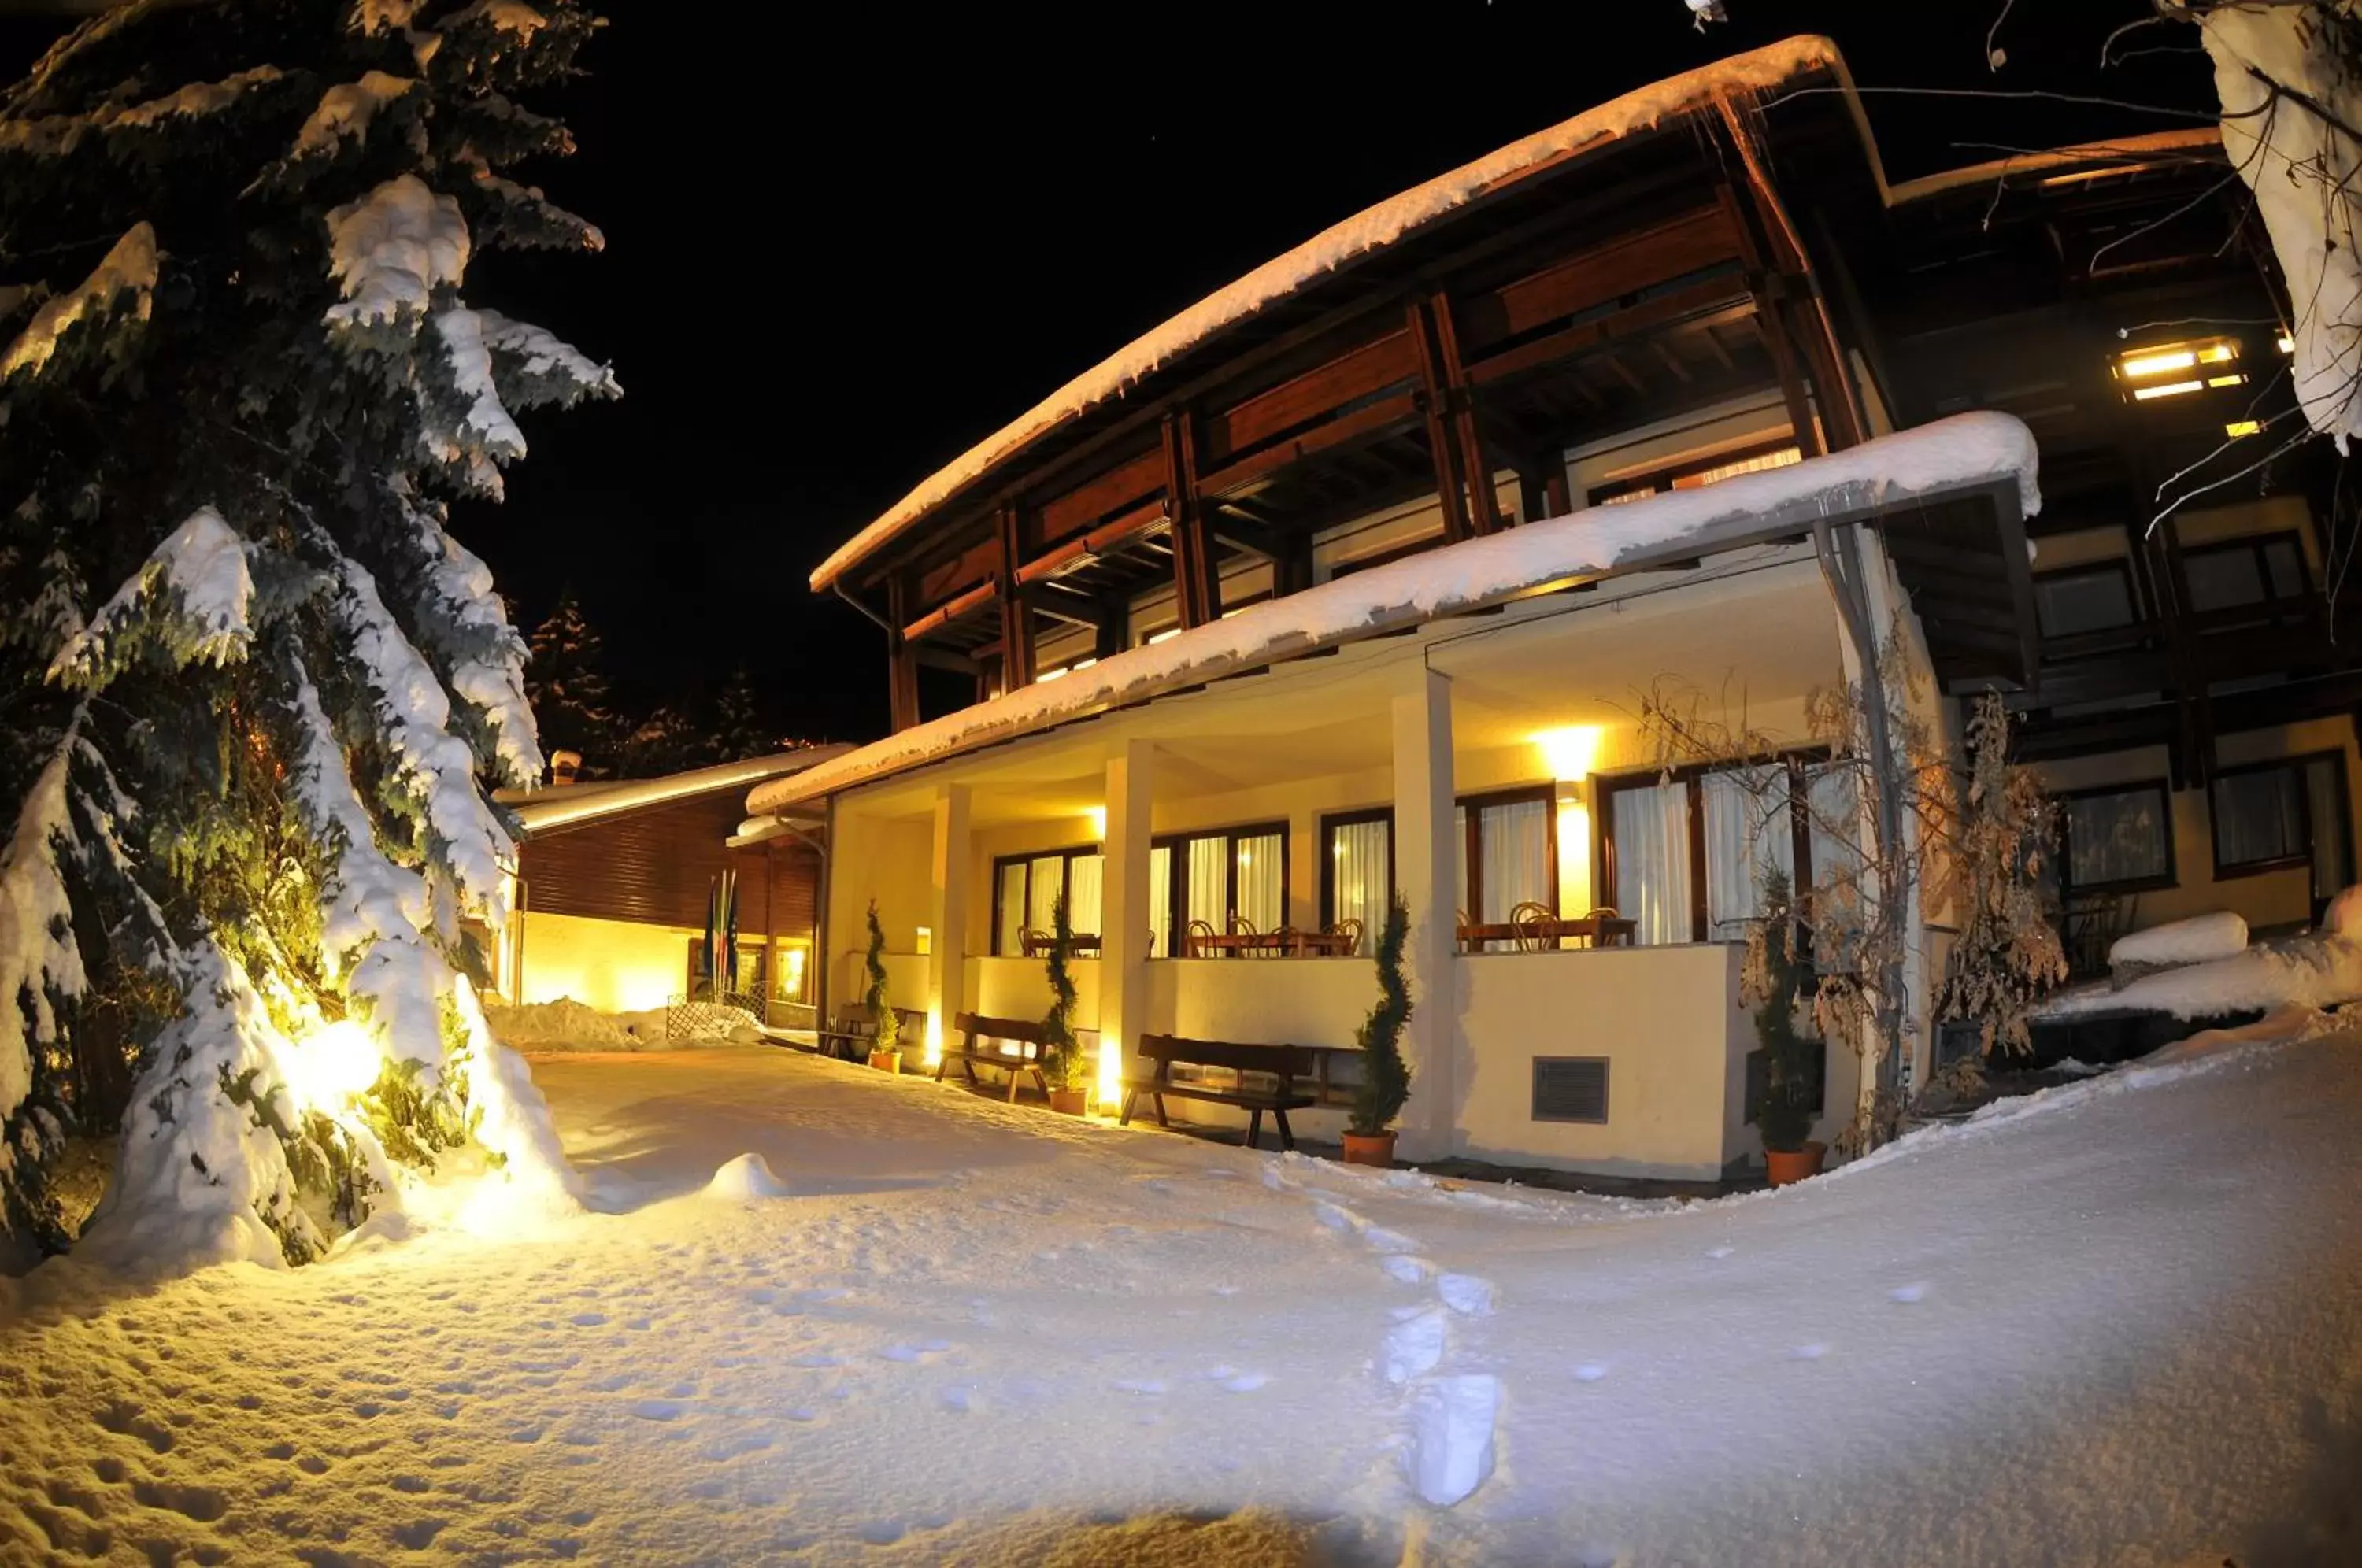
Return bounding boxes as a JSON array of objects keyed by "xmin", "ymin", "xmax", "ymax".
[
  {"xmin": 516, "ymin": 911, "xmax": 696, "ymax": 1014},
  {"xmin": 1456, "ymin": 944, "xmax": 1752, "ymax": 1181}
]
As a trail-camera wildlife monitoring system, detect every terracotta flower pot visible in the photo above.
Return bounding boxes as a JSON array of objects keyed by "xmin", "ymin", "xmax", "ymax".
[
  {"xmin": 1765, "ymin": 1140, "xmax": 1826, "ymax": 1186},
  {"xmin": 1048, "ymin": 1086, "xmax": 1089, "ymax": 1116},
  {"xmin": 868, "ymin": 1048, "xmax": 901, "ymax": 1074},
  {"xmin": 1341, "ymin": 1130, "xmax": 1397, "ymax": 1167}
]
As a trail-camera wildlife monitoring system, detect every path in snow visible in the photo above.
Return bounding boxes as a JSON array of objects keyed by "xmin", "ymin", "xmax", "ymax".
[{"xmin": 2, "ymin": 1033, "xmax": 2360, "ymax": 1565}]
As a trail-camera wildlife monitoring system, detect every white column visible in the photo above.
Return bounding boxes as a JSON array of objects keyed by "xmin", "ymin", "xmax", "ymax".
[
  {"xmin": 1393, "ymin": 668, "xmax": 1458, "ymax": 1161},
  {"xmin": 926, "ymin": 783, "xmax": 971, "ymax": 1066},
  {"xmin": 1098, "ymin": 739, "xmax": 1155, "ymax": 1107}
]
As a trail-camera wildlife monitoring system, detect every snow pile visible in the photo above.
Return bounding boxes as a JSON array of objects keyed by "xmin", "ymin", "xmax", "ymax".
[
  {"xmin": 290, "ymin": 70, "xmax": 414, "ymax": 158},
  {"xmin": 2199, "ymin": 6, "xmax": 2362, "ymax": 447},
  {"xmin": 0, "ymin": 220, "xmax": 156, "ymax": 382},
  {"xmin": 2109, "ymin": 910, "xmax": 2247, "ymax": 971},
  {"xmin": 704, "ymin": 1152, "xmax": 788, "ymax": 1200},
  {"xmin": 48, "ymin": 506, "xmax": 253, "ymax": 685},
  {"xmin": 443, "ymin": 978, "xmax": 583, "ymax": 1214},
  {"xmin": 810, "ymin": 35, "xmax": 1846, "ymax": 592},
  {"xmin": 324, "ymin": 174, "xmax": 469, "ymax": 328},
  {"xmin": 757, "ymin": 412, "xmax": 2042, "ymax": 812},
  {"xmin": 2042, "ymin": 900, "xmax": 2362, "ymax": 1022},
  {"xmin": 12, "ymin": 1029, "xmax": 2361, "ymax": 1563},
  {"xmin": 483, "ymin": 997, "xmax": 665, "ymax": 1049}
]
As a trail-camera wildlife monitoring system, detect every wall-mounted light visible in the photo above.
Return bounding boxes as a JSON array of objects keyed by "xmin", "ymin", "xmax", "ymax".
[{"xmin": 1531, "ymin": 724, "xmax": 1605, "ymax": 782}]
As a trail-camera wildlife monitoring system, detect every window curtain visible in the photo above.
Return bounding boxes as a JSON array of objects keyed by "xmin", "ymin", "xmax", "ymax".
[
  {"xmin": 1148, "ymin": 844, "xmax": 1172, "ymax": 958},
  {"xmin": 996, "ymin": 862, "xmax": 1027, "ymax": 956},
  {"xmin": 1702, "ymin": 766, "xmax": 1794, "ymax": 941},
  {"xmin": 1067, "ymin": 852, "xmax": 1104, "ymax": 939},
  {"xmin": 1479, "ymin": 799, "xmax": 1551, "ymax": 923},
  {"xmin": 1612, "ymin": 782, "xmax": 1691, "ymax": 945},
  {"xmin": 1186, "ymin": 835, "xmax": 1228, "ymax": 937},
  {"xmin": 1235, "ymin": 831, "xmax": 1285, "ymax": 938},
  {"xmin": 1330, "ymin": 819, "xmax": 1390, "ymax": 954},
  {"xmin": 2066, "ymin": 789, "xmax": 2169, "ymax": 886},
  {"xmin": 2214, "ymin": 767, "xmax": 2303, "ymax": 867},
  {"xmin": 2307, "ymin": 759, "xmax": 2348, "ymax": 901},
  {"xmin": 1027, "ymin": 853, "xmax": 1065, "ymax": 934}
]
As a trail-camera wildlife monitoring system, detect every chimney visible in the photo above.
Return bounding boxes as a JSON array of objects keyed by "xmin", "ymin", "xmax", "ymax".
[{"xmin": 550, "ymin": 749, "xmax": 583, "ymax": 786}]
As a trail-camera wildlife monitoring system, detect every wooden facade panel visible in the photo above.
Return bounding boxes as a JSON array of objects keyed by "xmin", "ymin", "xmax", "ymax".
[
  {"xmin": 916, "ymin": 535, "xmax": 998, "ymax": 608},
  {"xmin": 1201, "ymin": 327, "xmax": 1420, "ymax": 465},
  {"xmin": 523, "ymin": 791, "xmax": 820, "ymax": 941},
  {"xmin": 1458, "ymin": 206, "xmax": 1743, "ymax": 353},
  {"xmin": 1034, "ymin": 446, "xmax": 1168, "ymax": 549}
]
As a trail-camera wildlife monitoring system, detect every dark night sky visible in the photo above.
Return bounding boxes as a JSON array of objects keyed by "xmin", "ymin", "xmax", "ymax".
[{"xmin": 2, "ymin": 2, "xmax": 2215, "ymax": 744}]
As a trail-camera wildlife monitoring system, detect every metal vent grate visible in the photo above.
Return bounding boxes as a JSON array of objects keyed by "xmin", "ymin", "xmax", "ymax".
[{"xmin": 1531, "ymin": 1056, "xmax": 1609, "ymax": 1123}]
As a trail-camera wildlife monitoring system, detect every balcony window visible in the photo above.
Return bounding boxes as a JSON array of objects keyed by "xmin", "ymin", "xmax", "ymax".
[
  {"xmin": 2060, "ymin": 782, "xmax": 2175, "ymax": 893},
  {"xmin": 2211, "ymin": 754, "xmax": 2350, "ymax": 902},
  {"xmin": 1588, "ymin": 439, "xmax": 1801, "ymax": 508},
  {"xmin": 1456, "ymin": 787, "xmax": 1557, "ymax": 948},
  {"xmin": 1601, "ymin": 757, "xmax": 1853, "ymax": 945},
  {"xmin": 992, "ymin": 845, "xmax": 1103, "ymax": 956},
  {"xmin": 2181, "ymin": 534, "xmax": 2308, "ymax": 614},
  {"xmin": 1320, "ymin": 809, "xmax": 1394, "ymax": 955},
  {"xmin": 2034, "ymin": 562, "xmax": 2140, "ymax": 638},
  {"xmin": 1154, "ymin": 822, "xmax": 1287, "ymax": 952}
]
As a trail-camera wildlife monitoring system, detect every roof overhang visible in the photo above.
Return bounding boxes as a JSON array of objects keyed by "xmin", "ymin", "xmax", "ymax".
[
  {"xmin": 753, "ymin": 412, "xmax": 2039, "ymax": 814},
  {"xmin": 808, "ymin": 35, "xmax": 1878, "ymax": 597},
  {"xmin": 509, "ymin": 745, "xmax": 853, "ymax": 838}
]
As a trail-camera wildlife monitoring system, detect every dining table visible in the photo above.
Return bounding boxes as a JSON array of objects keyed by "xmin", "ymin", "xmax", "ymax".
[{"xmin": 1183, "ymin": 929, "xmax": 1360, "ymax": 958}]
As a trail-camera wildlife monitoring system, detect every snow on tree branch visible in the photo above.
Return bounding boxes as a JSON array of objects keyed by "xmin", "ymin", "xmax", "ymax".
[
  {"xmin": 408, "ymin": 508, "xmax": 542, "ymax": 789},
  {"xmin": 0, "ymin": 66, "xmax": 283, "ymax": 157},
  {"xmin": 474, "ymin": 308, "xmax": 619, "ymax": 405},
  {"xmin": 325, "ymin": 174, "xmax": 470, "ymax": 330},
  {"xmin": 435, "ymin": 307, "xmax": 528, "ymax": 459},
  {"xmin": 0, "ymin": 220, "xmax": 156, "ymax": 382},
  {"xmin": 47, "ymin": 505, "xmax": 254, "ymax": 688},
  {"xmin": 0, "ymin": 734, "xmax": 89, "ymax": 1153},
  {"xmin": 333, "ymin": 560, "xmax": 513, "ymax": 927},
  {"xmin": 291, "ymin": 71, "xmax": 416, "ymax": 159}
]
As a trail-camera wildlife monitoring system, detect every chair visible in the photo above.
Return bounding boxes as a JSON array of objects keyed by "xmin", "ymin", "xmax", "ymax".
[
  {"xmin": 1579, "ymin": 906, "xmax": 1623, "ymax": 949},
  {"xmin": 1456, "ymin": 908, "xmax": 1473, "ymax": 953},
  {"xmin": 1184, "ymin": 919, "xmax": 1217, "ymax": 957},
  {"xmin": 1326, "ymin": 917, "xmax": 1364, "ymax": 956},
  {"xmin": 1510, "ymin": 900, "xmax": 1558, "ymax": 952},
  {"xmin": 1019, "ymin": 929, "xmax": 1053, "ymax": 957},
  {"xmin": 1227, "ymin": 913, "xmax": 1260, "ymax": 936}
]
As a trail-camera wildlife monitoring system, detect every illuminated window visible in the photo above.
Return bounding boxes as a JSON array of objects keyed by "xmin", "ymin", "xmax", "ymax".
[
  {"xmin": 1589, "ymin": 439, "xmax": 1801, "ymax": 508},
  {"xmin": 2225, "ymin": 420, "xmax": 2264, "ymax": 438},
  {"xmin": 2114, "ymin": 338, "xmax": 2242, "ymax": 402}
]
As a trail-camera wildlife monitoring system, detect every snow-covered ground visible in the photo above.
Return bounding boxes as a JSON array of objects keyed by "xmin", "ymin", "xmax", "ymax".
[{"xmin": 5, "ymin": 1024, "xmax": 2360, "ymax": 1565}]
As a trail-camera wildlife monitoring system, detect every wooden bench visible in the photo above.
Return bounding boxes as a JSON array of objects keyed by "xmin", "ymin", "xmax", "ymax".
[
  {"xmin": 935, "ymin": 1011, "xmax": 1056, "ymax": 1101},
  {"xmin": 813, "ymin": 1006, "xmax": 923, "ymax": 1063},
  {"xmin": 1119, "ymin": 1035, "xmax": 1317, "ymax": 1151}
]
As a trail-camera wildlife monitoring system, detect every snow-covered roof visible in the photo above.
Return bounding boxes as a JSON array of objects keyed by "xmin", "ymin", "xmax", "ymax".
[
  {"xmin": 753, "ymin": 412, "xmax": 2038, "ymax": 814},
  {"xmin": 1883, "ymin": 128, "xmax": 2224, "ymax": 205},
  {"xmin": 510, "ymin": 745, "xmax": 850, "ymax": 836},
  {"xmin": 807, "ymin": 35, "xmax": 1857, "ymax": 595}
]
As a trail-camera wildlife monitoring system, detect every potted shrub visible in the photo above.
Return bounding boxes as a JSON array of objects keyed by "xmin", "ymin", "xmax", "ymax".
[
  {"xmin": 1749, "ymin": 871, "xmax": 1823, "ymax": 1184},
  {"xmin": 1342, "ymin": 893, "xmax": 1412, "ymax": 1166},
  {"xmin": 1038, "ymin": 891, "xmax": 1090, "ymax": 1114},
  {"xmin": 862, "ymin": 900, "xmax": 901, "ymax": 1073}
]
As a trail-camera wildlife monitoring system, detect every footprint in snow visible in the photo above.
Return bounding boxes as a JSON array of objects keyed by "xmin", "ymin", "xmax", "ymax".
[
  {"xmin": 1211, "ymin": 1285, "xmax": 1241, "ymax": 1297},
  {"xmin": 1112, "ymin": 1378, "xmax": 1168, "ymax": 1396},
  {"xmin": 783, "ymin": 1407, "xmax": 821, "ymax": 1422},
  {"xmin": 1890, "ymin": 1283, "xmax": 1928, "ymax": 1304},
  {"xmin": 1790, "ymin": 1343, "xmax": 1828, "ymax": 1361},
  {"xmin": 1205, "ymin": 1366, "xmax": 1269, "ymax": 1393},
  {"xmin": 1705, "ymin": 1245, "xmax": 1734, "ymax": 1259},
  {"xmin": 631, "ymin": 1400, "xmax": 686, "ymax": 1421},
  {"xmin": 1572, "ymin": 1363, "xmax": 1609, "ymax": 1382},
  {"xmin": 1381, "ymin": 1255, "xmax": 1428, "ymax": 1285},
  {"xmin": 1438, "ymin": 1274, "xmax": 1496, "ymax": 1317},
  {"xmin": 939, "ymin": 1387, "xmax": 973, "ymax": 1413},
  {"xmin": 1312, "ymin": 1202, "xmax": 1356, "ymax": 1232},
  {"xmin": 570, "ymin": 1311, "xmax": 607, "ymax": 1327},
  {"xmin": 1362, "ymin": 1226, "xmax": 1419, "ymax": 1254}
]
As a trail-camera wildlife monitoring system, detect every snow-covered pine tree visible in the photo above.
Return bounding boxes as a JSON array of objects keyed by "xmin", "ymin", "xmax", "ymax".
[
  {"xmin": 523, "ymin": 586, "xmax": 615, "ymax": 775},
  {"xmin": 703, "ymin": 665, "xmax": 773, "ymax": 765},
  {"xmin": 0, "ymin": 0, "xmax": 617, "ymax": 1268},
  {"xmin": 615, "ymin": 701, "xmax": 698, "ymax": 778}
]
